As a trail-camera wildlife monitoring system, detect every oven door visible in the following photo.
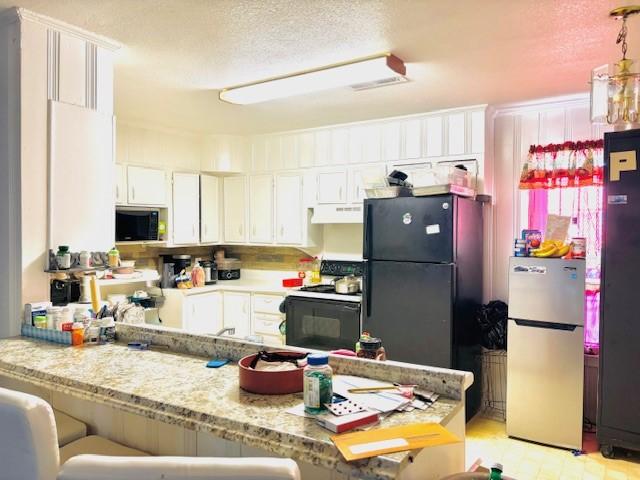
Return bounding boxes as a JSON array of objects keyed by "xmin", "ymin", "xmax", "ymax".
[{"xmin": 285, "ymin": 296, "xmax": 361, "ymax": 351}]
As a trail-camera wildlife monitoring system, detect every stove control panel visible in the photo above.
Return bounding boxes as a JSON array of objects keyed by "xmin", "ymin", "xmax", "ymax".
[{"xmin": 320, "ymin": 260, "xmax": 364, "ymax": 277}]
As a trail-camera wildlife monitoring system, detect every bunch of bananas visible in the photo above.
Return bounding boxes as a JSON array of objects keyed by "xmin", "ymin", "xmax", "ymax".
[{"xmin": 530, "ymin": 240, "xmax": 570, "ymax": 258}]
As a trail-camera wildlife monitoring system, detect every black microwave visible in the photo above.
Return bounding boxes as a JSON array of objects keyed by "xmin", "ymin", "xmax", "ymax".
[{"xmin": 115, "ymin": 209, "xmax": 159, "ymax": 242}]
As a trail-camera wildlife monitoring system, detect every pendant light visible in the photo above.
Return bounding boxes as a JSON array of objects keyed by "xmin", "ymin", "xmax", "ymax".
[{"xmin": 591, "ymin": 6, "xmax": 640, "ymax": 130}]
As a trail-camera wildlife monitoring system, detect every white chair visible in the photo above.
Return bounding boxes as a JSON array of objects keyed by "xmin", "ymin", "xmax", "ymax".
[{"xmin": 0, "ymin": 386, "xmax": 301, "ymax": 480}]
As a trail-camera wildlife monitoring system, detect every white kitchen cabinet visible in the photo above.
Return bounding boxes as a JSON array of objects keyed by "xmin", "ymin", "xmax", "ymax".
[
  {"xmin": 251, "ymin": 136, "xmax": 268, "ymax": 172},
  {"xmin": 202, "ymin": 135, "xmax": 246, "ymax": 173},
  {"xmin": 330, "ymin": 129, "xmax": 349, "ymax": 165},
  {"xmin": 223, "ymin": 292, "xmax": 251, "ymax": 339},
  {"xmin": 316, "ymin": 169, "xmax": 347, "ymax": 204},
  {"xmin": 297, "ymin": 132, "xmax": 315, "ymax": 167},
  {"xmin": 361, "ymin": 124, "xmax": 382, "ymax": 163},
  {"xmin": 249, "ymin": 175, "xmax": 274, "ymax": 243},
  {"xmin": 447, "ymin": 112, "xmax": 466, "ymax": 155},
  {"xmin": 348, "ymin": 125, "xmax": 365, "ymax": 164},
  {"xmin": 314, "ymin": 130, "xmax": 331, "ymax": 166},
  {"xmin": 470, "ymin": 110, "xmax": 485, "ymax": 153},
  {"xmin": 115, "ymin": 164, "xmax": 126, "ymax": 205},
  {"xmin": 184, "ymin": 292, "xmax": 223, "ymax": 334},
  {"xmin": 266, "ymin": 136, "xmax": 283, "ymax": 171},
  {"xmin": 403, "ymin": 118, "xmax": 423, "ymax": 159},
  {"xmin": 172, "ymin": 172, "xmax": 200, "ymax": 245},
  {"xmin": 381, "ymin": 122, "xmax": 401, "ymax": 161},
  {"xmin": 281, "ymin": 135, "xmax": 298, "ymax": 170},
  {"xmin": 57, "ymin": 32, "xmax": 86, "ymax": 108},
  {"xmin": 127, "ymin": 165, "xmax": 167, "ymax": 206},
  {"xmin": 275, "ymin": 174, "xmax": 302, "ymax": 244},
  {"xmin": 349, "ymin": 164, "xmax": 387, "ymax": 204},
  {"xmin": 223, "ymin": 176, "xmax": 247, "ymax": 243},
  {"xmin": 253, "ymin": 313, "xmax": 284, "ymax": 346},
  {"xmin": 425, "ymin": 116, "xmax": 444, "ymax": 157},
  {"xmin": 200, "ymin": 175, "xmax": 220, "ymax": 244}
]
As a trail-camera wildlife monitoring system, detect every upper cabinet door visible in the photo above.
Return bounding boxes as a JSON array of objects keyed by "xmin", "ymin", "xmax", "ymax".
[
  {"xmin": 275, "ymin": 174, "xmax": 303, "ymax": 244},
  {"xmin": 381, "ymin": 122, "xmax": 401, "ymax": 161},
  {"xmin": 447, "ymin": 112, "xmax": 466, "ymax": 155},
  {"xmin": 281, "ymin": 135, "xmax": 298, "ymax": 170},
  {"xmin": 249, "ymin": 175, "xmax": 274, "ymax": 244},
  {"xmin": 361, "ymin": 124, "xmax": 382, "ymax": 163},
  {"xmin": 403, "ymin": 118, "xmax": 423, "ymax": 159},
  {"xmin": 201, "ymin": 175, "xmax": 220, "ymax": 244},
  {"xmin": 57, "ymin": 33, "xmax": 86, "ymax": 107},
  {"xmin": 298, "ymin": 132, "xmax": 315, "ymax": 167},
  {"xmin": 349, "ymin": 164, "xmax": 387, "ymax": 204},
  {"xmin": 317, "ymin": 169, "xmax": 348, "ymax": 204},
  {"xmin": 223, "ymin": 176, "xmax": 247, "ymax": 243},
  {"xmin": 314, "ymin": 130, "xmax": 331, "ymax": 166},
  {"xmin": 251, "ymin": 136, "xmax": 268, "ymax": 172},
  {"xmin": 115, "ymin": 164, "xmax": 126, "ymax": 205},
  {"xmin": 266, "ymin": 136, "xmax": 283, "ymax": 171},
  {"xmin": 127, "ymin": 166, "xmax": 167, "ymax": 206},
  {"xmin": 172, "ymin": 172, "xmax": 200, "ymax": 245},
  {"xmin": 425, "ymin": 116, "xmax": 443, "ymax": 157},
  {"xmin": 330, "ymin": 129, "xmax": 349, "ymax": 165},
  {"xmin": 202, "ymin": 135, "xmax": 245, "ymax": 173}
]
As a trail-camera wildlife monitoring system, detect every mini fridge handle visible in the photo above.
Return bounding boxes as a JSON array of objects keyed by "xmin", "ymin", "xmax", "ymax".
[
  {"xmin": 513, "ymin": 319, "xmax": 578, "ymax": 331},
  {"xmin": 364, "ymin": 261, "xmax": 371, "ymax": 318}
]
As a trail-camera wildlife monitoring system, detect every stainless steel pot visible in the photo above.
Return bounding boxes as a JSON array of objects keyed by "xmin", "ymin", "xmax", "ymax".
[{"xmin": 334, "ymin": 275, "xmax": 360, "ymax": 294}]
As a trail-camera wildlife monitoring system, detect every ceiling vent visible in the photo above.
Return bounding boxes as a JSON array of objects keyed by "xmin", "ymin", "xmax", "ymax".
[{"xmin": 350, "ymin": 75, "xmax": 409, "ymax": 91}]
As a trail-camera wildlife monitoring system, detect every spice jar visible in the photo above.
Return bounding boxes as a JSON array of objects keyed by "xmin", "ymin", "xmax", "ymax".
[
  {"xmin": 71, "ymin": 322, "xmax": 85, "ymax": 346},
  {"xmin": 303, "ymin": 353, "xmax": 333, "ymax": 414}
]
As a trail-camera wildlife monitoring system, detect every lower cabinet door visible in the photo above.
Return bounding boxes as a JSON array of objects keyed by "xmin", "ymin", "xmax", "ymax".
[
  {"xmin": 184, "ymin": 293, "xmax": 222, "ymax": 334},
  {"xmin": 223, "ymin": 292, "xmax": 251, "ymax": 338}
]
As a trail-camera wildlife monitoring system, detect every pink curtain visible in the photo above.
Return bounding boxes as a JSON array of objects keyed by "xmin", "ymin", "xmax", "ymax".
[{"xmin": 521, "ymin": 142, "xmax": 603, "ymax": 350}]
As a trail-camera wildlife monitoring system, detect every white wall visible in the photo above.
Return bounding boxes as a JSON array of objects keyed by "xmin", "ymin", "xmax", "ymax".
[
  {"xmin": 490, "ymin": 94, "xmax": 608, "ymax": 302},
  {"xmin": 321, "ymin": 224, "xmax": 363, "ymax": 260}
]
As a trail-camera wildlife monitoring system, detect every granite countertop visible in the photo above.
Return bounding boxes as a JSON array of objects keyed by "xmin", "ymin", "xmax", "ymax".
[{"xmin": 0, "ymin": 337, "xmax": 462, "ymax": 480}]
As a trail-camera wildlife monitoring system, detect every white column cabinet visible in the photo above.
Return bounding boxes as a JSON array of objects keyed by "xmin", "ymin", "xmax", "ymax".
[
  {"xmin": 200, "ymin": 175, "xmax": 220, "ymax": 244},
  {"xmin": 115, "ymin": 164, "xmax": 126, "ymax": 205},
  {"xmin": 223, "ymin": 176, "xmax": 247, "ymax": 243},
  {"xmin": 249, "ymin": 175, "xmax": 274, "ymax": 244},
  {"xmin": 275, "ymin": 174, "xmax": 303, "ymax": 244},
  {"xmin": 172, "ymin": 173, "xmax": 200, "ymax": 245},
  {"xmin": 127, "ymin": 165, "xmax": 167, "ymax": 206},
  {"xmin": 317, "ymin": 169, "xmax": 347, "ymax": 204},
  {"xmin": 184, "ymin": 292, "xmax": 223, "ymax": 334},
  {"xmin": 202, "ymin": 135, "xmax": 246, "ymax": 173},
  {"xmin": 57, "ymin": 33, "xmax": 86, "ymax": 108},
  {"xmin": 223, "ymin": 292, "xmax": 251, "ymax": 339}
]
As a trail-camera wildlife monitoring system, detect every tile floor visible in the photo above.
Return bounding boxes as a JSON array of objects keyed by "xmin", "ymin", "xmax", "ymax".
[{"xmin": 465, "ymin": 416, "xmax": 640, "ymax": 479}]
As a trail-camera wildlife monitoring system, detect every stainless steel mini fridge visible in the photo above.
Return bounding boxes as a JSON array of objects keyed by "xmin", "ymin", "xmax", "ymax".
[{"xmin": 506, "ymin": 257, "xmax": 585, "ymax": 450}]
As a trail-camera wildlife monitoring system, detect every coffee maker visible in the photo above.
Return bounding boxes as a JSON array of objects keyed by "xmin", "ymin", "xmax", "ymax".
[{"xmin": 160, "ymin": 255, "xmax": 191, "ymax": 288}]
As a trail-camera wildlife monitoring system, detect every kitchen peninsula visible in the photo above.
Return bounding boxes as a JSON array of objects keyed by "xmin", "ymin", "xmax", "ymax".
[{"xmin": 0, "ymin": 324, "xmax": 470, "ymax": 480}]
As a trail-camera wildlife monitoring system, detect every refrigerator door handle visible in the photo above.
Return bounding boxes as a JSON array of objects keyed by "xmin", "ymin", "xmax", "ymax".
[
  {"xmin": 363, "ymin": 202, "xmax": 372, "ymax": 259},
  {"xmin": 513, "ymin": 319, "xmax": 578, "ymax": 331},
  {"xmin": 364, "ymin": 261, "xmax": 371, "ymax": 318}
]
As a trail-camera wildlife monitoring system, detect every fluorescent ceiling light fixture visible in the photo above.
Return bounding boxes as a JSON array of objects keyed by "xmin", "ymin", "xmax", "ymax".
[{"xmin": 219, "ymin": 54, "xmax": 407, "ymax": 105}]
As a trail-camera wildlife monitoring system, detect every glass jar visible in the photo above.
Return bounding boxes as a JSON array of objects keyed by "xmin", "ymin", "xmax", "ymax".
[
  {"xmin": 303, "ymin": 353, "xmax": 333, "ymax": 414},
  {"xmin": 298, "ymin": 258, "xmax": 312, "ymax": 283},
  {"xmin": 310, "ymin": 257, "xmax": 321, "ymax": 284},
  {"xmin": 56, "ymin": 246, "xmax": 71, "ymax": 269},
  {"xmin": 46, "ymin": 306, "xmax": 63, "ymax": 329},
  {"xmin": 108, "ymin": 247, "xmax": 120, "ymax": 268},
  {"xmin": 79, "ymin": 251, "xmax": 91, "ymax": 269}
]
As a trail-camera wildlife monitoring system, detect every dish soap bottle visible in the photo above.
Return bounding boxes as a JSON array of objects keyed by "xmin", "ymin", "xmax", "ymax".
[
  {"xmin": 310, "ymin": 257, "xmax": 321, "ymax": 284},
  {"xmin": 303, "ymin": 353, "xmax": 333, "ymax": 414},
  {"xmin": 108, "ymin": 247, "xmax": 120, "ymax": 268}
]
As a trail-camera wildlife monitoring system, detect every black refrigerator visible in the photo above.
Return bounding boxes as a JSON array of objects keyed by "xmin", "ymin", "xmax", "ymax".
[
  {"xmin": 362, "ymin": 194, "xmax": 483, "ymax": 419},
  {"xmin": 598, "ymin": 130, "xmax": 640, "ymax": 457}
]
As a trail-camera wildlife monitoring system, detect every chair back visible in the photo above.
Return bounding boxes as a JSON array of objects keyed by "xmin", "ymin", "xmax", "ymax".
[{"xmin": 0, "ymin": 386, "xmax": 60, "ymax": 480}]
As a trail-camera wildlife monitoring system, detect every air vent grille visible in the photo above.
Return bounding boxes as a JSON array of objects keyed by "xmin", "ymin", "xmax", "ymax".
[{"xmin": 350, "ymin": 76, "xmax": 408, "ymax": 91}]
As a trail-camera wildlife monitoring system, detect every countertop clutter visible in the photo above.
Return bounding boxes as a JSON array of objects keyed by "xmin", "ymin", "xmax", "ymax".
[{"xmin": 0, "ymin": 330, "xmax": 467, "ymax": 480}]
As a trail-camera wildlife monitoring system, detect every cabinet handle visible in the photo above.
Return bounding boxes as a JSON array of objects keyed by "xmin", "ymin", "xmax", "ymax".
[
  {"xmin": 280, "ymin": 226, "xmax": 284, "ymax": 237},
  {"xmin": 339, "ymin": 186, "xmax": 343, "ymax": 200},
  {"xmin": 253, "ymin": 225, "xmax": 256, "ymax": 236},
  {"xmin": 192, "ymin": 224, "xmax": 196, "ymax": 237},
  {"xmin": 132, "ymin": 186, "xmax": 136, "ymax": 200},
  {"xmin": 116, "ymin": 185, "xmax": 119, "ymax": 200},
  {"xmin": 239, "ymin": 225, "xmax": 242, "ymax": 236},
  {"xmin": 204, "ymin": 224, "xmax": 207, "ymax": 236}
]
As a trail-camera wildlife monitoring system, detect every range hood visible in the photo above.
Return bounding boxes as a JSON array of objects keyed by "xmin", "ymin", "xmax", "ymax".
[{"xmin": 311, "ymin": 204, "xmax": 364, "ymax": 224}]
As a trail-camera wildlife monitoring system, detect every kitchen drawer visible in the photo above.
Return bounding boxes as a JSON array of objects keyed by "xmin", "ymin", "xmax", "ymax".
[
  {"xmin": 253, "ymin": 313, "xmax": 282, "ymax": 336},
  {"xmin": 252, "ymin": 294, "xmax": 284, "ymax": 315}
]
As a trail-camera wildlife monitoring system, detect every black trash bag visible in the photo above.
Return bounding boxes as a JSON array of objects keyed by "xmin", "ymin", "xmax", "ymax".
[{"xmin": 477, "ymin": 300, "xmax": 508, "ymax": 350}]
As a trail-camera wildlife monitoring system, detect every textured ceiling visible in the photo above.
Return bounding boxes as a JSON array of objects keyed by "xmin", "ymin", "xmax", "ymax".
[{"xmin": 2, "ymin": 0, "xmax": 638, "ymax": 134}]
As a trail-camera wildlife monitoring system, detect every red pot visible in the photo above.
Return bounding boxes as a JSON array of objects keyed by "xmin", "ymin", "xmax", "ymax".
[{"xmin": 238, "ymin": 351, "xmax": 304, "ymax": 394}]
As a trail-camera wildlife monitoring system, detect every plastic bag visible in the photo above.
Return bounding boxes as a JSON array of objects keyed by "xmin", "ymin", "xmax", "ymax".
[{"xmin": 476, "ymin": 301, "xmax": 508, "ymax": 350}]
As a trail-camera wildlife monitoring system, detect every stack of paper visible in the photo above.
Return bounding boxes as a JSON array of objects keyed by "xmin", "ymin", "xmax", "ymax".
[{"xmin": 332, "ymin": 375, "xmax": 412, "ymax": 413}]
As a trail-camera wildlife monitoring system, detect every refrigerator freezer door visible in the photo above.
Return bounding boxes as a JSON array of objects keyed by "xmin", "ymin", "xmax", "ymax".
[
  {"xmin": 364, "ymin": 196, "xmax": 454, "ymax": 263},
  {"xmin": 362, "ymin": 260, "xmax": 453, "ymax": 367},
  {"xmin": 508, "ymin": 257, "xmax": 585, "ymax": 326},
  {"xmin": 506, "ymin": 319, "xmax": 584, "ymax": 450}
]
